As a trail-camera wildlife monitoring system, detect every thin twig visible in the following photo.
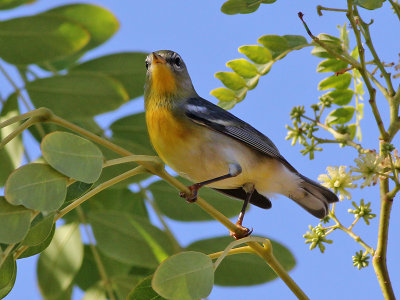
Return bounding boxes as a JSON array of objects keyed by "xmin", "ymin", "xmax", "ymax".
[{"xmin": 316, "ymin": 5, "xmax": 347, "ymax": 16}]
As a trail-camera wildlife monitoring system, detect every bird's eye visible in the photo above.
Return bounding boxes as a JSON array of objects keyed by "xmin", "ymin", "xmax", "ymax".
[
  {"xmin": 174, "ymin": 56, "xmax": 181, "ymax": 67},
  {"xmin": 145, "ymin": 61, "xmax": 149, "ymax": 70}
]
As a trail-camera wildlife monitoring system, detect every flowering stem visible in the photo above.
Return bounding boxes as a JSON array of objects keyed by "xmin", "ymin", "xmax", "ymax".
[{"xmin": 330, "ymin": 211, "xmax": 374, "ymax": 255}]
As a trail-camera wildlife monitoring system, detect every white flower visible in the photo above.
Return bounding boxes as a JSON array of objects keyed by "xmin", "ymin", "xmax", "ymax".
[
  {"xmin": 318, "ymin": 166, "xmax": 356, "ymax": 201},
  {"xmin": 351, "ymin": 152, "xmax": 383, "ymax": 188}
]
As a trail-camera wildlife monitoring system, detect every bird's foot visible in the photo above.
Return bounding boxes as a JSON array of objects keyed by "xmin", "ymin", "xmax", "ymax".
[
  {"xmin": 230, "ymin": 223, "xmax": 253, "ymax": 240},
  {"xmin": 179, "ymin": 184, "xmax": 200, "ymax": 203}
]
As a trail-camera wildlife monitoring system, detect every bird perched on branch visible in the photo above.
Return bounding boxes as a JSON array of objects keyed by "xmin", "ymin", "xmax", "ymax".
[{"xmin": 144, "ymin": 50, "xmax": 338, "ymax": 239}]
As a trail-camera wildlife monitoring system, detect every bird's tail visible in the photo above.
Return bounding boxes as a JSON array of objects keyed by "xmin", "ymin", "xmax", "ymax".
[{"xmin": 290, "ymin": 174, "xmax": 339, "ymax": 219}]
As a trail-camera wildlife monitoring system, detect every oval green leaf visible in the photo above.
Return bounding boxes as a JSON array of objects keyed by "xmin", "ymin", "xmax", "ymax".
[
  {"xmin": 354, "ymin": 0, "xmax": 383, "ymax": 10},
  {"xmin": 210, "ymin": 87, "xmax": 236, "ymax": 102},
  {"xmin": 41, "ymin": 132, "xmax": 103, "ymax": 183},
  {"xmin": 227, "ymin": 59, "xmax": 258, "ymax": 78},
  {"xmin": 322, "ymin": 89, "xmax": 354, "ymax": 106},
  {"xmin": 318, "ymin": 73, "xmax": 352, "ymax": 90},
  {"xmin": 148, "ymin": 178, "xmax": 243, "ymax": 222},
  {"xmin": 152, "ymin": 251, "xmax": 214, "ymax": 300},
  {"xmin": 89, "ymin": 211, "xmax": 174, "ymax": 268},
  {"xmin": 325, "ymin": 106, "xmax": 356, "ymax": 125},
  {"xmin": 215, "ymin": 71, "xmax": 247, "ymax": 90},
  {"xmin": 128, "ymin": 276, "xmax": 165, "ymax": 300},
  {"xmin": 311, "ymin": 45, "xmax": 333, "ymax": 58},
  {"xmin": 0, "ymin": 14, "xmax": 89, "ymax": 65},
  {"xmin": 238, "ymin": 45, "xmax": 272, "ymax": 64},
  {"xmin": 18, "ymin": 224, "xmax": 55, "ymax": 259},
  {"xmin": 187, "ymin": 236, "xmax": 296, "ymax": 286},
  {"xmin": 83, "ymin": 188, "xmax": 148, "ymax": 219},
  {"xmin": 0, "ymin": 196, "xmax": 31, "ymax": 243},
  {"xmin": 22, "ymin": 213, "xmax": 55, "ymax": 246},
  {"xmin": 27, "ymin": 73, "xmax": 129, "ymax": 120},
  {"xmin": 5, "ymin": 163, "xmax": 67, "ymax": 211},
  {"xmin": 0, "ymin": 255, "xmax": 16, "ymax": 299},
  {"xmin": 258, "ymin": 35, "xmax": 289, "ymax": 58},
  {"xmin": 71, "ymin": 52, "xmax": 147, "ymax": 100},
  {"xmin": 0, "ymin": 254, "xmax": 15, "ymax": 290},
  {"xmin": 37, "ymin": 223, "xmax": 83, "ymax": 300},
  {"xmin": 109, "ymin": 112, "xmax": 155, "ymax": 155},
  {"xmin": 317, "ymin": 58, "xmax": 348, "ymax": 73},
  {"xmin": 45, "ymin": 4, "xmax": 119, "ymax": 51},
  {"xmin": 221, "ymin": 0, "xmax": 260, "ymax": 15},
  {"xmin": 283, "ymin": 35, "xmax": 308, "ymax": 48}
]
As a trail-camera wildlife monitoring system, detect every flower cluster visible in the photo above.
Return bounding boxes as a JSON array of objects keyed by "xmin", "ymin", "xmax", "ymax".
[
  {"xmin": 352, "ymin": 250, "xmax": 370, "ymax": 270},
  {"xmin": 351, "ymin": 152, "xmax": 383, "ymax": 188},
  {"xmin": 303, "ymin": 224, "xmax": 333, "ymax": 253},
  {"xmin": 318, "ymin": 166, "xmax": 356, "ymax": 200},
  {"xmin": 348, "ymin": 199, "xmax": 376, "ymax": 225}
]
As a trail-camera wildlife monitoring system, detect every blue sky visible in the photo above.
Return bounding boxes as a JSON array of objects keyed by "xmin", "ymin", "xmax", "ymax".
[{"xmin": 2, "ymin": 0, "xmax": 400, "ymax": 299}]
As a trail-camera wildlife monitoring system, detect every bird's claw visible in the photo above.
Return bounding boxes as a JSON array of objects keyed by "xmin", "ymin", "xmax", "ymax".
[
  {"xmin": 179, "ymin": 185, "xmax": 199, "ymax": 203},
  {"xmin": 230, "ymin": 225, "xmax": 253, "ymax": 240}
]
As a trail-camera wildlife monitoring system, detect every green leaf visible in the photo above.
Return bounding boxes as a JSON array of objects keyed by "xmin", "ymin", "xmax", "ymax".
[
  {"xmin": 325, "ymin": 107, "xmax": 356, "ymax": 125},
  {"xmin": 221, "ymin": 0, "xmax": 260, "ymax": 15},
  {"xmin": 0, "ymin": 94, "xmax": 23, "ymax": 187},
  {"xmin": 65, "ymin": 181, "xmax": 93, "ymax": 202},
  {"xmin": 238, "ymin": 45, "xmax": 272, "ymax": 64},
  {"xmin": 41, "ymin": 132, "xmax": 103, "ymax": 183},
  {"xmin": 227, "ymin": 59, "xmax": 259, "ymax": 78},
  {"xmin": 0, "ymin": 0, "xmax": 35, "ymax": 10},
  {"xmin": 18, "ymin": 224, "xmax": 55, "ymax": 259},
  {"xmin": 37, "ymin": 223, "xmax": 83, "ymax": 299},
  {"xmin": 83, "ymin": 188, "xmax": 148, "ymax": 219},
  {"xmin": 0, "ymin": 197, "xmax": 31, "ymax": 243},
  {"xmin": 338, "ymin": 23, "xmax": 350, "ymax": 51},
  {"xmin": 210, "ymin": 87, "xmax": 237, "ymax": 102},
  {"xmin": 0, "ymin": 255, "xmax": 16, "ymax": 299},
  {"xmin": 22, "ymin": 213, "xmax": 55, "ymax": 246},
  {"xmin": 148, "ymin": 178, "xmax": 243, "ymax": 221},
  {"xmin": 311, "ymin": 46, "xmax": 332, "ymax": 58},
  {"xmin": 258, "ymin": 35, "xmax": 289, "ymax": 58},
  {"xmin": 317, "ymin": 59, "xmax": 348, "ymax": 73},
  {"xmin": 0, "ymin": 15, "xmax": 89, "ymax": 65},
  {"xmin": 354, "ymin": 0, "xmax": 383, "ymax": 9},
  {"xmin": 109, "ymin": 112, "xmax": 155, "ymax": 155},
  {"xmin": 322, "ymin": 89, "xmax": 354, "ymax": 106},
  {"xmin": 187, "ymin": 236, "xmax": 295, "ymax": 286},
  {"xmin": 76, "ymin": 245, "xmax": 131, "ymax": 291},
  {"xmin": 5, "ymin": 163, "xmax": 67, "ymax": 211},
  {"xmin": 152, "ymin": 251, "xmax": 213, "ymax": 300},
  {"xmin": 71, "ymin": 52, "xmax": 147, "ymax": 100},
  {"xmin": 89, "ymin": 211, "xmax": 174, "ymax": 268},
  {"xmin": 27, "ymin": 74, "xmax": 129, "ymax": 120},
  {"xmin": 45, "ymin": 4, "xmax": 119, "ymax": 52},
  {"xmin": 318, "ymin": 73, "xmax": 352, "ymax": 90},
  {"xmin": 316, "ymin": 33, "xmax": 343, "ymax": 53},
  {"xmin": 0, "ymin": 254, "xmax": 15, "ymax": 289},
  {"xmin": 215, "ymin": 72, "xmax": 247, "ymax": 90},
  {"xmin": 217, "ymin": 100, "xmax": 238, "ymax": 110},
  {"xmin": 283, "ymin": 35, "xmax": 308, "ymax": 48},
  {"xmin": 127, "ymin": 276, "xmax": 165, "ymax": 300}
]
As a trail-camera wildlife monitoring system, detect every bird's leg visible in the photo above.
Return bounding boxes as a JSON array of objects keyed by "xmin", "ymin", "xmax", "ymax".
[
  {"xmin": 179, "ymin": 164, "xmax": 242, "ymax": 203},
  {"xmin": 230, "ymin": 183, "xmax": 254, "ymax": 240}
]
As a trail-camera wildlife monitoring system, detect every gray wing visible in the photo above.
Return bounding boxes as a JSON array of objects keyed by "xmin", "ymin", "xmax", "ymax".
[{"xmin": 183, "ymin": 97, "xmax": 297, "ymax": 173}]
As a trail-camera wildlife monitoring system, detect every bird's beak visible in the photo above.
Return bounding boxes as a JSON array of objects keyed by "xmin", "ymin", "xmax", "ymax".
[{"xmin": 152, "ymin": 52, "xmax": 166, "ymax": 65}]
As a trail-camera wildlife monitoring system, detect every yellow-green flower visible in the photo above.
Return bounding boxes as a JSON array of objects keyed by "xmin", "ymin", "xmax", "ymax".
[
  {"xmin": 351, "ymin": 152, "xmax": 383, "ymax": 188},
  {"xmin": 318, "ymin": 166, "xmax": 356, "ymax": 200}
]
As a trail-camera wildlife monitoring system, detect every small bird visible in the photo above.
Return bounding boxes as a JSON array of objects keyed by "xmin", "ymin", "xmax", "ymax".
[{"xmin": 144, "ymin": 50, "xmax": 338, "ymax": 239}]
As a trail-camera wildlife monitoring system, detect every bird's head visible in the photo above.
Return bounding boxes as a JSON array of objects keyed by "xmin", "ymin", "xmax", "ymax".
[{"xmin": 144, "ymin": 50, "xmax": 196, "ymax": 100}]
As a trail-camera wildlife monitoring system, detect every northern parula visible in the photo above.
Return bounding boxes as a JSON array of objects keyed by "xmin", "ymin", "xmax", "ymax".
[{"xmin": 144, "ymin": 50, "xmax": 338, "ymax": 239}]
